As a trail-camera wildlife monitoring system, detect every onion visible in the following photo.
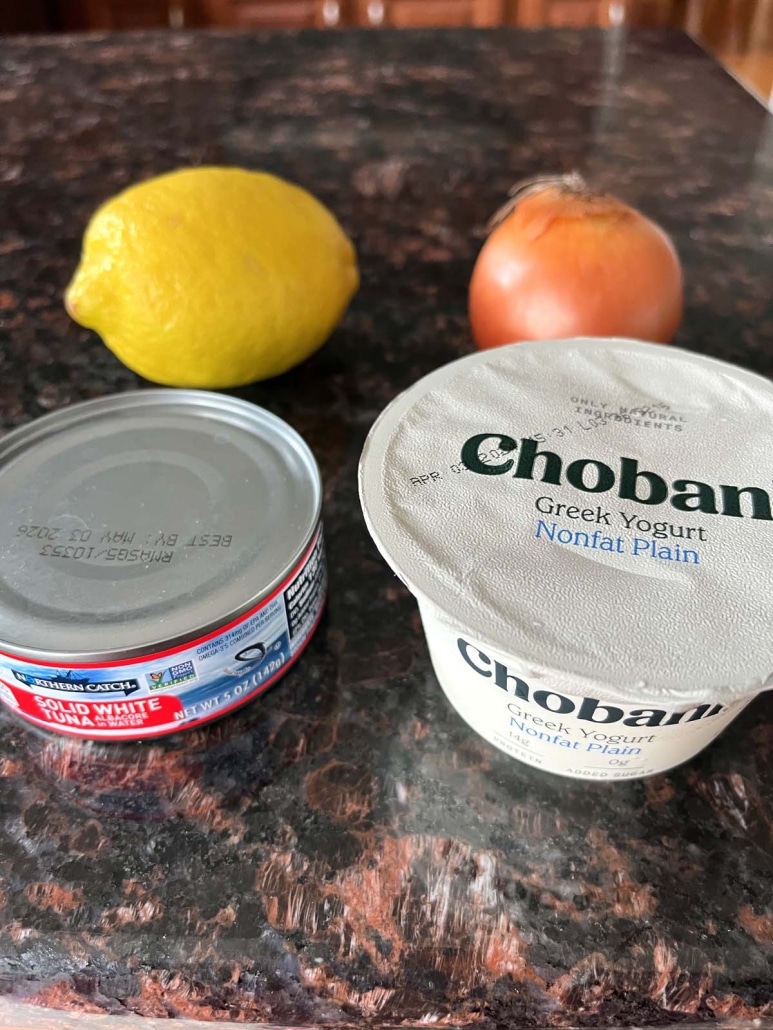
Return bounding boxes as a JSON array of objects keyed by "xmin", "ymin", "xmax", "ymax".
[{"xmin": 468, "ymin": 174, "xmax": 684, "ymax": 349}]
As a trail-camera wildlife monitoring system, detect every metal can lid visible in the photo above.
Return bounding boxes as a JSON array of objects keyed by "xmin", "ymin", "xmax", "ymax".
[{"xmin": 0, "ymin": 390, "xmax": 322, "ymax": 662}]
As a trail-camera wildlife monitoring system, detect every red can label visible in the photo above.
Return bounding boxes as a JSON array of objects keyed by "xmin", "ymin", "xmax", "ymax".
[{"xmin": 0, "ymin": 526, "xmax": 326, "ymax": 740}]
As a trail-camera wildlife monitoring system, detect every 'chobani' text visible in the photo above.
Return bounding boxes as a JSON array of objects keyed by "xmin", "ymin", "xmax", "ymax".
[
  {"xmin": 458, "ymin": 638, "xmax": 726, "ymax": 727},
  {"xmin": 461, "ymin": 434, "xmax": 772, "ymax": 520}
]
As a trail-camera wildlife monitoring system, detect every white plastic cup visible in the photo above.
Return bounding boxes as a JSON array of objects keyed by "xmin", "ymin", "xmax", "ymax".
[{"xmin": 359, "ymin": 339, "xmax": 773, "ymax": 781}]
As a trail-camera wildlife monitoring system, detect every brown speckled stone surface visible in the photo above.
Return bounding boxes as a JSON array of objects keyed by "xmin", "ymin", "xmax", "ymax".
[{"xmin": 1, "ymin": 27, "xmax": 773, "ymax": 1026}]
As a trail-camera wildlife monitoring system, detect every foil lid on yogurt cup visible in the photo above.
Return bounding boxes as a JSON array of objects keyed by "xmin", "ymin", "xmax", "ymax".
[{"xmin": 359, "ymin": 338, "xmax": 773, "ymax": 708}]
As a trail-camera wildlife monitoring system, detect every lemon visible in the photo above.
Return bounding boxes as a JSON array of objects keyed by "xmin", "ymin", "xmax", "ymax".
[{"xmin": 64, "ymin": 167, "xmax": 359, "ymax": 387}]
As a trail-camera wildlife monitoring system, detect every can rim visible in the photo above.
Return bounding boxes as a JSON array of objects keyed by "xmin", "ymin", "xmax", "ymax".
[{"xmin": 0, "ymin": 389, "xmax": 323, "ymax": 664}]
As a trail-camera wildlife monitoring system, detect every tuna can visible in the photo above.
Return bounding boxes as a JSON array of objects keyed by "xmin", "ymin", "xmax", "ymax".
[
  {"xmin": 0, "ymin": 390, "xmax": 325, "ymax": 740},
  {"xmin": 359, "ymin": 338, "xmax": 773, "ymax": 781}
]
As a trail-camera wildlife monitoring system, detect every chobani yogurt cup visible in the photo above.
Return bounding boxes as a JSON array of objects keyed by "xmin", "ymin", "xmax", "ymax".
[
  {"xmin": 359, "ymin": 338, "xmax": 773, "ymax": 781},
  {"xmin": 0, "ymin": 390, "xmax": 326, "ymax": 740}
]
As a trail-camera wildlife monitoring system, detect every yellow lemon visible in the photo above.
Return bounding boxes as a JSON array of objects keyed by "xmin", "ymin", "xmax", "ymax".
[{"xmin": 65, "ymin": 167, "xmax": 359, "ymax": 387}]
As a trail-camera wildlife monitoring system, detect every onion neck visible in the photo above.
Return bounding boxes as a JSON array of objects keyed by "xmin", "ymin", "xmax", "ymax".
[{"xmin": 488, "ymin": 172, "xmax": 622, "ymax": 231}]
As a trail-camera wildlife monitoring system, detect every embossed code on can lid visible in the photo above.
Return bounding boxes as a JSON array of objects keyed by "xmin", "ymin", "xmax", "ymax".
[{"xmin": 0, "ymin": 390, "xmax": 321, "ymax": 662}]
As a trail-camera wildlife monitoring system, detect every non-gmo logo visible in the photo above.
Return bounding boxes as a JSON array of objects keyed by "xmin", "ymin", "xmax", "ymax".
[{"xmin": 147, "ymin": 660, "xmax": 196, "ymax": 691}]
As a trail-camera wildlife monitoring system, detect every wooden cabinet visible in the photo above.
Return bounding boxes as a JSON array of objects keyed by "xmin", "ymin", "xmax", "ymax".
[
  {"xmin": 186, "ymin": 0, "xmax": 344, "ymax": 27},
  {"xmin": 189, "ymin": 0, "xmax": 689, "ymax": 27},
  {"xmin": 621, "ymin": 0, "xmax": 688, "ymax": 25},
  {"xmin": 515, "ymin": 0, "xmax": 614, "ymax": 27},
  {"xmin": 192, "ymin": 0, "xmax": 506, "ymax": 27},
  {"xmin": 352, "ymin": 0, "xmax": 503, "ymax": 27},
  {"xmin": 59, "ymin": 0, "xmax": 174, "ymax": 29},
  {"xmin": 0, "ymin": 0, "xmax": 60, "ymax": 32},
  {"xmin": 3, "ymin": 0, "xmax": 759, "ymax": 34},
  {"xmin": 687, "ymin": 0, "xmax": 773, "ymax": 101},
  {"xmin": 49, "ymin": 0, "xmax": 693, "ymax": 30},
  {"xmin": 510, "ymin": 0, "xmax": 686, "ymax": 28}
]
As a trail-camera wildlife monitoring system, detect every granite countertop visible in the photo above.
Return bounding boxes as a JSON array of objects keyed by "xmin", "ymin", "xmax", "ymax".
[{"xmin": 1, "ymin": 27, "xmax": 773, "ymax": 1027}]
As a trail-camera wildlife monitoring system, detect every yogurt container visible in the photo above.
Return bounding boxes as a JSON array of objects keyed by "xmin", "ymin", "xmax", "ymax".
[
  {"xmin": 0, "ymin": 390, "xmax": 326, "ymax": 740},
  {"xmin": 359, "ymin": 338, "xmax": 773, "ymax": 780}
]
